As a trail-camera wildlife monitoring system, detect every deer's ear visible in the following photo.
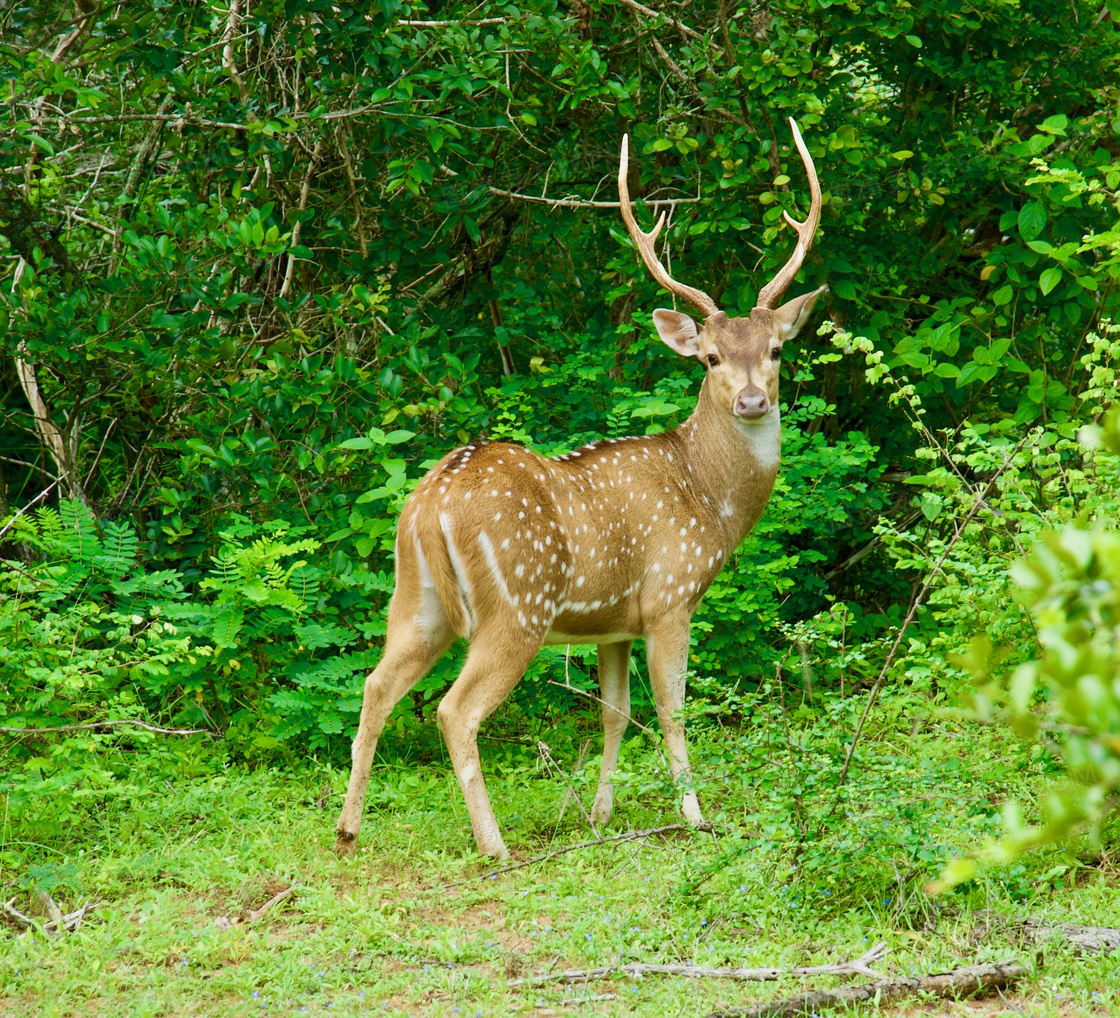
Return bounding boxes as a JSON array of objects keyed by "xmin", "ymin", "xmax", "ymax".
[
  {"xmin": 772, "ymin": 285, "xmax": 828, "ymax": 341},
  {"xmin": 652, "ymin": 308, "xmax": 701, "ymax": 357}
]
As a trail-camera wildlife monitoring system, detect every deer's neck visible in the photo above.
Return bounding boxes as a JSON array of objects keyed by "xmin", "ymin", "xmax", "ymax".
[{"xmin": 673, "ymin": 377, "xmax": 781, "ymax": 548}]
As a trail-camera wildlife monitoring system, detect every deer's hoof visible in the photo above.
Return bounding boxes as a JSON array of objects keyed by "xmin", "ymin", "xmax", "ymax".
[{"xmin": 334, "ymin": 829, "xmax": 358, "ymax": 858}]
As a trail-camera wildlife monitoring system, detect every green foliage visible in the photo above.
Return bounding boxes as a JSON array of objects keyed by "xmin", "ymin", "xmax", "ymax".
[
  {"xmin": 939, "ymin": 408, "xmax": 1120, "ymax": 879},
  {"xmin": 2, "ymin": 0, "xmax": 1120, "ymax": 921}
]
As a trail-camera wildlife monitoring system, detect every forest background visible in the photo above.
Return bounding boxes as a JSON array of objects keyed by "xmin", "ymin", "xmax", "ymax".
[{"xmin": 2, "ymin": 1, "xmax": 1120, "ymax": 1015}]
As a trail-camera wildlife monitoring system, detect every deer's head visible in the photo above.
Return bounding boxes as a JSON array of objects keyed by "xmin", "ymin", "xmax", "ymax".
[{"xmin": 618, "ymin": 120, "xmax": 826, "ymax": 425}]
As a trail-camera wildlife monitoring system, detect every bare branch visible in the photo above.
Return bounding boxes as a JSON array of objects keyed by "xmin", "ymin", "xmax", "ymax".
[
  {"xmin": 0, "ymin": 473, "xmax": 66, "ymax": 542},
  {"xmin": 0, "ymin": 720, "xmax": 213, "ymax": 736},
  {"xmin": 510, "ymin": 943, "xmax": 890, "ymax": 988},
  {"xmin": 449, "ymin": 823, "xmax": 714, "ymax": 886},
  {"xmin": 704, "ymin": 960, "xmax": 1027, "ymax": 1018},
  {"xmin": 611, "ymin": 0, "xmax": 707, "ymax": 42},
  {"xmin": 397, "ymin": 18, "xmax": 509, "ymax": 26},
  {"xmin": 279, "ymin": 137, "xmax": 325, "ymax": 299},
  {"xmin": 488, "ymin": 185, "xmax": 699, "ymax": 210}
]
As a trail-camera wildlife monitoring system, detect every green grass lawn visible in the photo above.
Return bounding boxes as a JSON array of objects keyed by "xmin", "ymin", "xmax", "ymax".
[{"xmin": 2, "ymin": 695, "xmax": 1118, "ymax": 1017}]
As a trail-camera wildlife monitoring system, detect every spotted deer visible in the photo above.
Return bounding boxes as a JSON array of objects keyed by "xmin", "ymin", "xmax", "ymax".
[{"xmin": 335, "ymin": 119, "xmax": 826, "ymax": 860}]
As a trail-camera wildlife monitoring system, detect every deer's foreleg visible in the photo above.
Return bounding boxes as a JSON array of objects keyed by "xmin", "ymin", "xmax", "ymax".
[
  {"xmin": 646, "ymin": 621, "xmax": 704, "ymax": 824},
  {"xmin": 591, "ymin": 640, "xmax": 632, "ymax": 827}
]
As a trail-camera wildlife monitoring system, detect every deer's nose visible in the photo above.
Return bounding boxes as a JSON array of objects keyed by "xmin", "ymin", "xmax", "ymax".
[{"xmin": 734, "ymin": 387, "xmax": 770, "ymax": 419}]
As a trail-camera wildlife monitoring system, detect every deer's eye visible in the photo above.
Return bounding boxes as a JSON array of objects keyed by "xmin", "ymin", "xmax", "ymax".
[
  {"xmin": 706, "ymin": 353, "xmax": 720, "ymax": 367},
  {"xmin": 771, "ymin": 347, "xmax": 782, "ymax": 361}
]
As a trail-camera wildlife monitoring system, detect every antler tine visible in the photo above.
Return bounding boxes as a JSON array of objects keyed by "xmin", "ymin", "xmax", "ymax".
[
  {"xmin": 755, "ymin": 118, "xmax": 823, "ymax": 309},
  {"xmin": 618, "ymin": 134, "xmax": 720, "ymax": 319}
]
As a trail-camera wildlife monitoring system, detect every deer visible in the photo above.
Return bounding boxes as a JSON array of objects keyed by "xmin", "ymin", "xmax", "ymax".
[{"xmin": 335, "ymin": 119, "xmax": 826, "ymax": 861}]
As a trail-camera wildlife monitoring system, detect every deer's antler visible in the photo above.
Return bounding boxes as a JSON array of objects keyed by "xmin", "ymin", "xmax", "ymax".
[
  {"xmin": 755, "ymin": 118, "xmax": 822, "ymax": 309},
  {"xmin": 618, "ymin": 135, "xmax": 720, "ymax": 319}
]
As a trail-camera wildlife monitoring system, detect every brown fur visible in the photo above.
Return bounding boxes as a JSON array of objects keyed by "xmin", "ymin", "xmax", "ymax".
[
  {"xmin": 335, "ymin": 289, "xmax": 826, "ymax": 860},
  {"xmin": 336, "ymin": 123, "xmax": 827, "ymax": 860}
]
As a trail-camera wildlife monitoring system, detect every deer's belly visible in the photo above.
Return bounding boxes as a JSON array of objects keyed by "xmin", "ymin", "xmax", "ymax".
[
  {"xmin": 542, "ymin": 627, "xmax": 640, "ymax": 646},
  {"xmin": 543, "ymin": 598, "xmax": 641, "ymax": 645}
]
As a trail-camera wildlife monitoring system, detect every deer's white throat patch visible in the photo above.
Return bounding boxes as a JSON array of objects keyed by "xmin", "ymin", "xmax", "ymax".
[{"xmin": 733, "ymin": 408, "xmax": 781, "ymax": 471}]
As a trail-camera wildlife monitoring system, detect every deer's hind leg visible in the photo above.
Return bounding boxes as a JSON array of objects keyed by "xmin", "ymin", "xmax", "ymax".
[
  {"xmin": 335, "ymin": 553, "xmax": 454, "ymax": 857},
  {"xmin": 591, "ymin": 640, "xmax": 632, "ymax": 827},
  {"xmin": 436, "ymin": 624, "xmax": 543, "ymax": 860}
]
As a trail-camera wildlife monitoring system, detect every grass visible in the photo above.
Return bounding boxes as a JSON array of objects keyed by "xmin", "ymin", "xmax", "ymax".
[{"xmin": 1, "ymin": 687, "xmax": 1118, "ymax": 1017}]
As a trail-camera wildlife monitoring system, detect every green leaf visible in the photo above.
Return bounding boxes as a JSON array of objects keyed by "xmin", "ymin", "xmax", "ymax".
[
  {"xmin": 833, "ymin": 280, "xmax": 857, "ymax": 300},
  {"xmin": 1017, "ymin": 202, "xmax": 1046, "ymax": 242},
  {"xmin": 1039, "ymin": 267, "xmax": 1061, "ymax": 296},
  {"xmin": 991, "ymin": 285, "xmax": 1014, "ymax": 307},
  {"xmin": 339, "ymin": 437, "xmax": 374, "ymax": 450},
  {"xmin": 904, "ymin": 34, "xmax": 922, "ymax": 47}
]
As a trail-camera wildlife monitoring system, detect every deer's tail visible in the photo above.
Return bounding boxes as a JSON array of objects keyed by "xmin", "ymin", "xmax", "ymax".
[{"xmin": 411, "ymin": 507, "xmax": 473, "ymax": 638}]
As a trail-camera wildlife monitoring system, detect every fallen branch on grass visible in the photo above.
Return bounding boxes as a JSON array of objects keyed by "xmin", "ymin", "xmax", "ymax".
[
  {"xmin": 509, "ymin": 942, "xmax": 888, "ymax": 988},
  {"xmin": 978, "ymin": 913, "xmax": 1120, "ymax": 955},
  {"xmin": 703, "ymin": 959, "xmax": 1027, "ymax": 1018},
  {"xmin": 0, "ymin": 719, "xmax": 212, "ymax": 736},
  {"xmin": 3, "ymin": 897, "xmax": 100, "ymax": 935},
  {"xmin": 457, "ymin": 823, "xmax": 714, "ymax": 886},
  {"xmin": 213, "ymin": 886, "xmax": 298, "ymax": 930}
]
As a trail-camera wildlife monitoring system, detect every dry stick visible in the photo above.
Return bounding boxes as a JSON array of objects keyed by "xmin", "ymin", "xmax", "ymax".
[
  {"xmin": 537, "ymin": 739, "xmax": 599, "ymax": 838},
  {"xmin": 214, "ymin": 886, "xmax": 298, "ymax": 930},
  {"xmin": 831, "ymin": 433, "xmax": 1033, "ymax": 794},
  {"xmin": 3, "ymin": 898, "xmax": 100, "ymax": 935},
  {"xmin": 448, "ymin": 824, "xmax": 709, "ymax": 886},
  {"xmin": 978, "ymin": 913, "xmax": 1120, "ymax": 955},
  {"xmin": 704, "ymin": 960, "xmax": 1027, "ymax": 1018},
  {"xmin": 278, "ymin": 138, "xmax": 325, "ymax": 300},
  {"xmin": 510, "ymin": 943, "xmax": 889, "ymax": 988},
  {"xmin": 39, "ymin": 893, "xmax": 64, "ymax": 934},
  {"xmin": 0, "ymin": 719, "xmax": 212, "ymax": 736},
  {"xmin": 487, "ymin": 186, "xmax": 700, "ymax": 209},
  {"xmin": 555, "ymin": 737, "xmax": 594, "ymax": 828}
]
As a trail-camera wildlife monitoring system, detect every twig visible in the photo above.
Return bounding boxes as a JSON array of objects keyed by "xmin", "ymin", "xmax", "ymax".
[
  {"xmin": 831, "ymin": 433, "xmax": 1033, "ymax": 793},
  {"xmin": 279, "ymin": 137, "xmax": 325, "ymax": 299},
  {"xmin": 510, "ymin": 943, "xmax": 889, "ymax": 988},
  {"xmin": 612, "ymin": 0, "xmax": 707, "ymax": 42},
  {"xmin": 214, "ymin": 886, "xmax": 298, "ymax": 930},
  {"xmin": 823, "ymin": 510, "xmax": 922, "ymax": 580},
  {"xmin": 0, "ymin": 719, "xmax": 212, "ymax": 736},
  {"xmin": 39, "ymin": 893, "xmax": 64, "ymax": 934},
  {"xmin": 397, "ymin": 18, "xmax": 509, "ymax": 26},
  {"xmin": 3, "ymin": 898, "xmax": 99, "ymax": 935},
  {"xmin": 703, "ymin": 959, "xmax": 1027, "ymax": 1018},
  {"xmin": 0, "ymin": 473, "xmax": 67, "ymax": 541},
  {"xmin": 2, "ymin": 898, "xmax": 36, "ymax": 930},
  {"xmin": 546, "ymin": 679, "xmax": 661, "ymax": 742},
  {"xmin": 560, "ymin": 991, "xmax": 617, "ymax": 1004},
  {"xmin": 450, "ymin": 824, "xmax": 711, "ymax": 885},
  {"xmin": 248, "ymin": 886, "xmax": 297, "ymax": 921},
  {"xmin": 556, "ymin": 738, "xmax": 593, "ymax": 827},
  {"xmin": 488, "ymin": 186, "xmax": 700, "ymax": 209}
]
